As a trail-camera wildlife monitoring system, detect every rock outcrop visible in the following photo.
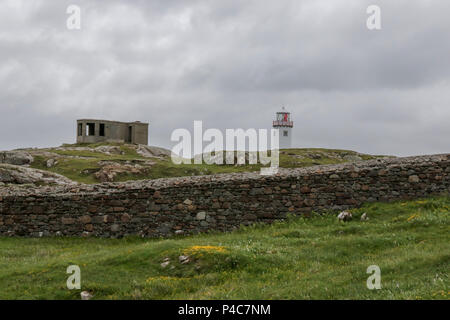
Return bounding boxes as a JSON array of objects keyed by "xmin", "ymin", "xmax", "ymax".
[
  {"xmin": 0, "ymin": 164, "xmax": 75, "ymax": 185},
  {"xmin": 94, "ymin": 161, "xmax": 153, "ymax": 182},
  {"xmin": 0, "ymin": 151, "xmax": 34, "ymax": 165},
  {"xmin": 136, "ymin": 145, "xmax": 172, "ymax": 158}
]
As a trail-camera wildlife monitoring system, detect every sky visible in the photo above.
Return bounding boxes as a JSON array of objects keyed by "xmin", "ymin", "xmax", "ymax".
[{"xmin": 0, "ymin": 0, "xmax": 449, "ymax": 156}]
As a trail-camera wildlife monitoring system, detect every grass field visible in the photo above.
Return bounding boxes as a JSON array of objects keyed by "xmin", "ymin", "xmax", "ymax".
[{"xmin": 0, "ymin": 196, "xmax": 448, "ymax": 300}]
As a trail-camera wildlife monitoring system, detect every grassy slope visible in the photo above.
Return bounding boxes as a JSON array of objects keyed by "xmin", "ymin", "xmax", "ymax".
[
  {"xmin": 29, "ymin": 143, "xmax": 386, "ymax": 184},
  {"xmin": 0, "ymin": 196, "xmax": 448, "ymax": 300}
]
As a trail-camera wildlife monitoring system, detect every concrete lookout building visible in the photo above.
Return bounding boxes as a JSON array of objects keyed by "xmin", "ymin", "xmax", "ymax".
[{"xmin": 76, "ymin": 119, "xmax": 149, "ymax": 145}]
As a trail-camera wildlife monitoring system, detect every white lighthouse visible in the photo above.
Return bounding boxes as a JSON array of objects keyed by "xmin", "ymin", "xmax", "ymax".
[{"xmin": 272, "ymin": 107, "xmax": 293, "ymax": 149}]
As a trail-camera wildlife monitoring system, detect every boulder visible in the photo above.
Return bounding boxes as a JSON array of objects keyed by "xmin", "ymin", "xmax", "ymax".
[
  {"xmin": 337, "ymin": 211, "xmax": 352, "ymax": 222},
  {"xmin": 179, "ymin": 255, "xmax": 190, "ymax": 264},
  {"xmin": 80, "ymin": 291, "xmax": 93, "ymax": 300},
  {"xmin": 46, "ymin": 159, "xmax": 57, "ymax": 168}
]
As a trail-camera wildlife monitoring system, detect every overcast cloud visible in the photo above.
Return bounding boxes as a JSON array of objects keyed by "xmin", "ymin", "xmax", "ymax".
[{"xmin": 0, "ymin": 0, "xmax": 449, "ymax": 156}]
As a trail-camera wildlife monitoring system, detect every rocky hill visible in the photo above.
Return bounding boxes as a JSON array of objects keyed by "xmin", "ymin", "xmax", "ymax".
[{"xmin": 0, "ymin": 143, "xmax": 390, "ymax": 186}]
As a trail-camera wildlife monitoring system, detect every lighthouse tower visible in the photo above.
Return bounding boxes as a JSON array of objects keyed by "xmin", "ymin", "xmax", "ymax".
[{"xmin": 272, "ymin": 107, "xmax": 293, "ymax": 149}]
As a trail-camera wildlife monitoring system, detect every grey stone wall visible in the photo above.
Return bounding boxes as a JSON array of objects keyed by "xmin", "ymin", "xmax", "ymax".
[{"xmin": 0, "ymin": 154, "xmax": 448, "ymax": 238}]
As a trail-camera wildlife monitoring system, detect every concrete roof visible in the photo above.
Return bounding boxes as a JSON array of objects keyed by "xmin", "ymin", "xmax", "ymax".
[{"xmin": 77, "ymin": 119, "xmax": 148, "ymax": 125}]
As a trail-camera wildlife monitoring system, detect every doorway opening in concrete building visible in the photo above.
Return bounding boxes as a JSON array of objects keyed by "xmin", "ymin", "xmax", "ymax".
[
  {"xmin": 127, "ymin": 126, "xmax": 132, "ymax": 143},
  {"xmin": 99, "ymin": 123, "xmax": 105, "ymax": 137}
]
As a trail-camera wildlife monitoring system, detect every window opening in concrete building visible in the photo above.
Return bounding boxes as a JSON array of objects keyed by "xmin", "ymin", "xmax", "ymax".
[
  {"xmin": 78, "ymin": 123, "xmax": 83, "ymax": 136},
  {"xmin": 99, "ymin": 123, "xmax": 105, "ymax": 136},
  {"xmin": 87, "ymin": 123, "xmax": 95, "ymax": 136}
]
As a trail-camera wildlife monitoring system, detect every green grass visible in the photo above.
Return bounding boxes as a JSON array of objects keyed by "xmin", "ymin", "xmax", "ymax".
[
  {"xmin": 29, "ymin": 145, "xmax": 384, "ymax": 184},
  {"xmin": 0, "ymin": 196, "xmax": 448, "ymax": 300}
]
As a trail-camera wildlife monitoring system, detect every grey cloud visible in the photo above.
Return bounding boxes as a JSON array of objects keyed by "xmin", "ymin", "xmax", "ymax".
[{"xmin": 0, "ymin": 0, "xmax": 449, "ymax": 157}]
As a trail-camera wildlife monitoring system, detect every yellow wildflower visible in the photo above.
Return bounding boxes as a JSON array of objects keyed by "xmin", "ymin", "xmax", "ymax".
[{"xmin": 183, "ymin": 245, "xmax": 227, "ymax": 255}]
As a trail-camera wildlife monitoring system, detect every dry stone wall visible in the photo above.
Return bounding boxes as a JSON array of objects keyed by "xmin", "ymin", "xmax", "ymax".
[{"xmin": 0, "ymin": 154, "xmax": 449, "ymax": 238}]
